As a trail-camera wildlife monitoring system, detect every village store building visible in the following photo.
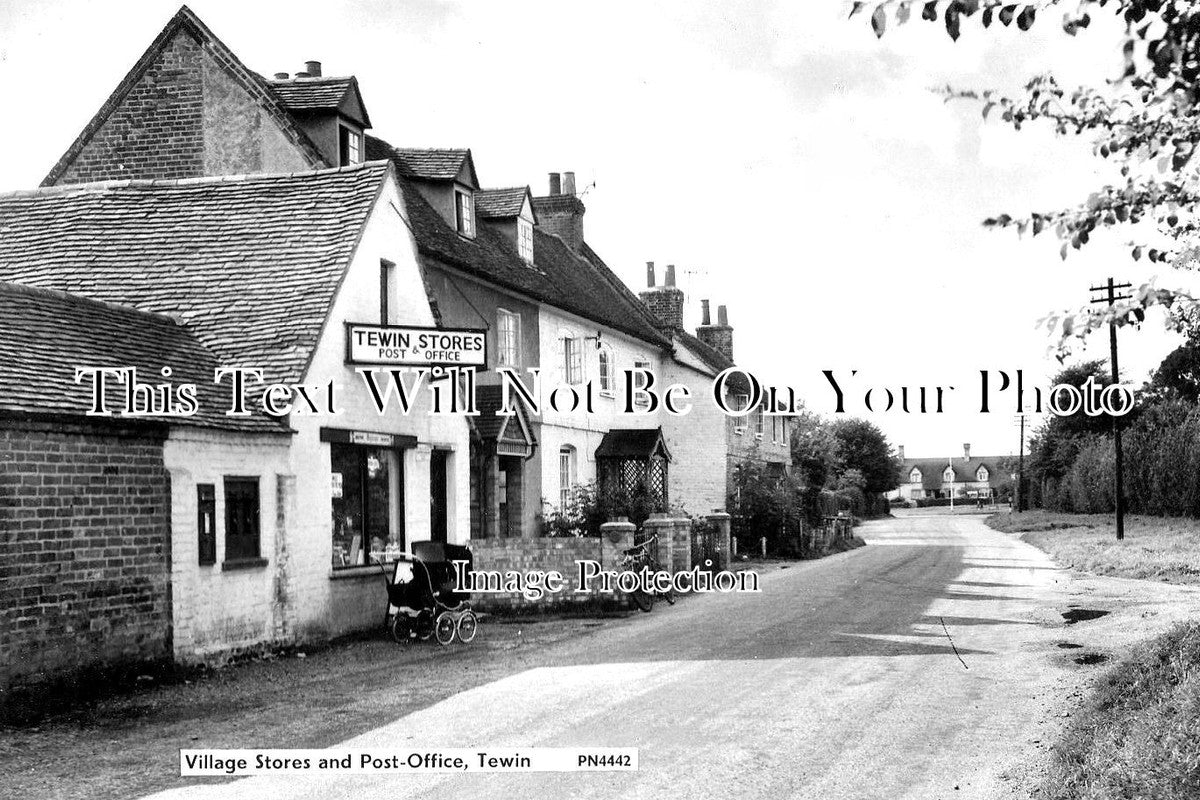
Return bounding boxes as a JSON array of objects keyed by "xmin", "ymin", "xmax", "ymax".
[{"xmin": 0, "ymin": 163, "xmax": 471, "ymax": 666}]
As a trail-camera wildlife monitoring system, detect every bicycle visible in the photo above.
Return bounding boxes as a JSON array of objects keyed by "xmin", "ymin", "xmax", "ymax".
[{"xmin": 619, "ymin": 535, "xmax": 676, "ymax": 612}]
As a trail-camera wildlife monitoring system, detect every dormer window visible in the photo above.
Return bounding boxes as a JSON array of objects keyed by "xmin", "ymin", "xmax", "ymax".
[
  {"xmin": 977, "ymin": 466, "xmax": 989, "ymax": 481},
  {"xmin": 455, "ymin": 189, "xmax": 475, "ymax": 237},
  {"xmin": 943, "ymin": 467, "xmax": 955, "ymax": 483},
  {"xmin": 518, "ymin": 217, "xmax": 534, "ymax": 262},
  {"xmin": 910, "ymin": 468, "xmax": 921, "ymax": 484},
  {"xmin": 339, "ymin": 125, "xmax": 361, "ymax": 166}
]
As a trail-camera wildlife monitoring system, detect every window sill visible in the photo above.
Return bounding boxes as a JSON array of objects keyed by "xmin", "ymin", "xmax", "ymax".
[
  {"xmin": 222, "ymin": 557, "xmax": 268, "ymax": 572},
  {"xmin": 329, "ymin": 565, "xmax": 382, "ymax": 580}
]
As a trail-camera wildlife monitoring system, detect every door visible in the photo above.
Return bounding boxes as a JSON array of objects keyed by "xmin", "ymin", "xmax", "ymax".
[{"xmin": 430, "ymin": 449, "xmax": 449, "ymax": 543}]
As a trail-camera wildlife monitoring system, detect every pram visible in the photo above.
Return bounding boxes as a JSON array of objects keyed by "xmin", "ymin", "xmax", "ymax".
[{"xmin": 377, "ymin": 542, "xmax": 477, "ymax": 646}]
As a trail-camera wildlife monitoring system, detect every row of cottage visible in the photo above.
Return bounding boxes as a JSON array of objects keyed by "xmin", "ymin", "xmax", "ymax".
[{"xmin": 0, "ymin": 6, "xmax": 792, "ymax": 700}]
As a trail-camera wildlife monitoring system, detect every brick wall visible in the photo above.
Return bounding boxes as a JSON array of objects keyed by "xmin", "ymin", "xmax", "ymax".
[
  {"xmin": 55, "ymin": 31, "xmax": 205, "ymax": 184},
  {"xmin": 0, "ymin": 419, "xmax": 171, "ymax": 711},
  {"xmin": 467, "ymin": 536, "xmax": 624, "ymax": 612},
  {"xmin": 532, "ymin": 195, "xmax": 585, "ymax": 252},
  {"xmin": 639, "ymin": 286, "xmax": 685, "ymax": 330}
]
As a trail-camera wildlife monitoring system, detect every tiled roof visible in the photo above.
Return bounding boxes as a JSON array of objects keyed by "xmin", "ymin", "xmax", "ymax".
[
  {"xmin": 0, "ymin": 282, "xmax": 286, "ymax": 433},
  {"xmin": 475, "ymin": 187, "xmax": 529, "ymax": 219},
  {"xmin": 268, "ymin": 76, "xmax": 354, "ymax": 110},
  {"xmin": 0, "ymin": 162, "xmax": 392, "ymax": 386},
  {"xmin": 42, "ymin": 6, "xmax": 328, "ymax": 185},
  {"xmin": 366, "ymin": 136, "xmax": 669, "ymax": 348},
  {"xmin": 902, "ymin": 457, "xmax": 1007, "ymax": 490},
  {"xmin": 385, "ymin": 147, "xmax": 476, "ymax": 183}
]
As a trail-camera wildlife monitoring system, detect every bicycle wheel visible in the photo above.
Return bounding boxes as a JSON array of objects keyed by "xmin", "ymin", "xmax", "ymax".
[
  {"xmin": 631, "ymin": 586, "xmax": 654, "ymax": 613},
  {"xmin": 434, "ymin": 611, "xmax": 457, "ymax": 645},
  {"xmin": 456, "ymin": 611, "xmax": 478, "ymax": 643},
  {"xmin": 390, "ymin": 613, "xmax": 413, "ymax": 644}
]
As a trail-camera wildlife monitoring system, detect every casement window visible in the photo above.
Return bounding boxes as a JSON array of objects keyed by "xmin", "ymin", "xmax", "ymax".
[
  {"xmin": 497, "ymin": 309, "xmax": 521, "ymax": 367},
  {"xmin": 223, "ymin": 477, "xmax": 261, "ymax": 563},
  {"xmin": 733, "ymin": 393, "xmax": 750, "ymax": 433},
  {"xmin": 518, "ymin": 218, "xmax": 534, "ymax": 262},
  {"xmin": 563, "ymin": 336, "xmax": 583, "ymax": 384},
  {"xmin": 755, "ymin": 407, "xmax": 765, "ymax": 438},
  {"xmin": 197, "ymin": 484, "xmax": 216, "ymax": 566},
  {"xmin": 910, "ymin": 469, "xmax": 922, "ymax": 484},
  {"xmin": 339, "ymin": 126, "xmax": 361, "ymax": 166},
  {"xmin": 330, "ymin": 444, "xmax": 403, "ymax": 568},
  {"xmin": 380, "ymin": 260, "xmax": 394, "ymax": 324},
  {"xmin": 455, "ymin": 189, "xmax": 475, "ymax": 237},
  {"xmin": 559, "ymin": 446, "xmax": 576, "ymax": 509},
  {"xmin": 598, "ymin": 347, "xmax": 614, "ymax": 393}
]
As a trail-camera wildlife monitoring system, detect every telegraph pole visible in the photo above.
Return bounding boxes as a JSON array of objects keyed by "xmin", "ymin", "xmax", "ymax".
[
  {"xmin": 1090, "ymin": 278, "xmax": 1132, "ymax": 541},
  {"xmin": 1014, "ymin": 413, "xmax": 1027, "ymax": 512}
]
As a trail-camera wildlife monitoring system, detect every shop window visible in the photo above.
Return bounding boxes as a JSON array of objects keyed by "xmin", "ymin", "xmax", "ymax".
[
  {"xmin": 197, "ymin": 483, "xmax": 216, "ymax": 566},
  {"xmin": 223, "ymin": 477, "xmax": 261, "ymax": 562},
  {"xmin": 331, "ymin": 444, "xmax": 403, "ymax": 568}
]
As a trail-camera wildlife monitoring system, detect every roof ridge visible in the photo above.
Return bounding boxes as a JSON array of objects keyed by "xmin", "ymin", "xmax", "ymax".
[
  {"xmin": 7, "ymin": 161, "xmax": 391, "ymax": 198},
  {"xmin": 0, "ymin": 280, "xmax": 184, "ymax": 326}
]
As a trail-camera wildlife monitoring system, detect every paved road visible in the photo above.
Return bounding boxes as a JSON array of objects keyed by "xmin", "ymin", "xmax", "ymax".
[{"xmin": 148, "ymin": 514, "xmax": 1078, "ymax": 800}]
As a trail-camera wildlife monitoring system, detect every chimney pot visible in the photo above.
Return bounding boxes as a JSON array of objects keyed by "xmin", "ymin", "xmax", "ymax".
[
  {"xmin": 646, "ymin": 261, "xmax": 656, "ymax": 288},
  {"xmin": 665, "ymin": 264, "xmax": 676, "ymax": 287},
  {"xmin": 963, "ymin": 443, "xmax": 971, "ymax": 460},
  {"xmin": 562, "ymin": 171, "xmax": 576, "ymax": 196},
  {"xmin": 273, "ymin": 71, "xmax": 290, "ymax": 80},
  {"xmin": 294, "ymin": 71, "xmax": 310, "ymax": 79},
  {"xmin": 700, "ymin": 299, "xmax": 711, "ymax": 326},
  {"xmin": 305, "ymin": 60, "xmax": 322, "ymax": 77},
  {"xmin": 548, "ymin": 173, "xmax": 561, "ymax": 196},
  {"xmin": 717, "ymin": 305, "xmax": 729, "ymax": 326}
]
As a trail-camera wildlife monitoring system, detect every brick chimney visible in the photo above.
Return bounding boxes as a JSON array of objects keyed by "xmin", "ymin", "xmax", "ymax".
[
  {"xmin": 305, "ymin": 60, "xmax": 322, "ymax": 77},
  {"xmin": 697, "ymin": 300, "xmax": 734, "ymax": 363},
  {"xmin": 963, "ymin": 443, "xmax": 971, "ymax": 460},
  {"xmin": 533, "ymin": 170, "xmax": 586, "ymax": 253},
  {"xmin": 639, "ymin": 262, "xmax": 685, "ymax": 331},
  {"xmin": 898, "ymin": 445, "xmax": 905, "ymax": 461}
]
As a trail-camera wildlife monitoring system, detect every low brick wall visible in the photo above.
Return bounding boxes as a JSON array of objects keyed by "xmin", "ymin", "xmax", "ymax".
[
  {"xmin": 0, "ymin": 420, "xmax": 172, "ymax": 719},
  {"xmin": 468, "ymin": 531, "xmax": 658, "ymax": 613}
]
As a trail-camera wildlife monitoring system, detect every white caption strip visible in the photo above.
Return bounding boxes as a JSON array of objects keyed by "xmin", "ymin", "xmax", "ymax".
[{"xmin": 180, "ymin": 748, "xmax": 638, "ymax": 776}]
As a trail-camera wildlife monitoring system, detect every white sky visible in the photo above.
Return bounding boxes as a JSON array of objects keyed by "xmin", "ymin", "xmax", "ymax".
[{"xmin": 0, "ymin": 0, "xmax": 1192, "ymax": 458}]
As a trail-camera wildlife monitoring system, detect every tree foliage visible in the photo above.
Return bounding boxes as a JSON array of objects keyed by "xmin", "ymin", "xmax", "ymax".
[{"xmin": 856, "ymin": 0, "xmax": 1200, "ymax": 354}]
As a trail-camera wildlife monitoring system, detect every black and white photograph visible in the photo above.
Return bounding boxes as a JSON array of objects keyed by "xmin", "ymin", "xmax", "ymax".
[{"xmin": 3, "ymin": 1, "xmax": 1200, "ymax": 798}]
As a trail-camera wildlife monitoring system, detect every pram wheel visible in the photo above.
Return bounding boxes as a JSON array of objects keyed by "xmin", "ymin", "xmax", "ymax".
[
  {"xmin": 414, "ymin": 609, "xmax": 434, "ymax": 641},
  {"xmin": 456, "ymin": 611, "xmax": 478, "ymax": 643},
  {"xmin": 390, "ymin": 614, "xmax": 413, "ymax": 644},
  {"xmin": 434, "ymin": 611, "xmax": 457, "ymax": 646}
]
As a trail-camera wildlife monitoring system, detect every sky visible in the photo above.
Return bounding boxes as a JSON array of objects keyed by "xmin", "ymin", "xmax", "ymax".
[{"xmin": 0, "ymin": 0, "xmax": 1191, "ymax": 459}]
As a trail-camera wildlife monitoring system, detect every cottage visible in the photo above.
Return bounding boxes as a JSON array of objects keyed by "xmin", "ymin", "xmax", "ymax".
[{"xmin": 891, "ymin": 444, "xmax": 1014, "ymax": 505}]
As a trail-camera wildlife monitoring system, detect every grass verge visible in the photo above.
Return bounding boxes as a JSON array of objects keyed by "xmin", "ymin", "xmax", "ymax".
[
  {"xmin": 986, "ymin": 510, "xmax": 1200, "ymax": 584},
  {"xmin": 1036, "ymin": 621, "xmax": 1200, "ymax": 800}
]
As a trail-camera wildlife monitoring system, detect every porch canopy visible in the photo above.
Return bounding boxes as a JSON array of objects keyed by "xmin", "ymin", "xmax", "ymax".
[
  {"xmin": 471, "ymin": 385, "xmax": 536, "ymax": 458},
  {"xmin": 595, "ymin": 427, "xmax": 672, "ymax": 517}
]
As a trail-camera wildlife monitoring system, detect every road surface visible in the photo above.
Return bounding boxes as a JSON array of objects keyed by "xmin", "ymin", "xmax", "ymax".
[{"xmin": 147, "ymin": 514, "xmax": 1083, "ymax": 800}]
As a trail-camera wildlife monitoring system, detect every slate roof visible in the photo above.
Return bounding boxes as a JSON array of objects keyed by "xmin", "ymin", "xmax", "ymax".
[
  {"xmin": 902, "ymin": 457, "xmax": 1008, "ymax": 490},
  {"xmin": 42, "ymin": 5, "xmax": 329, "ymax": 185},
  {"xmin": 0, "ymin": 161, "xmax": 392, "ymax": 386},
  {"xmin": 267, "ymin": 76, "xmax": 371, "ymax": 127},
  {"xmin": 0, "ymin": 282, "xmax": 286, "ymax": 433},
  {"xmin": 475, "ymin": 187, "xmax": 531, "ymax": 219},
  {"xmin": 366, "ymin": 136, "xmax": 670, "ymax": 349},
  {"xmin": 472, "ymin": 385, "xmax": 536, "ymax": 447},
  {"xmin": 595, "ymin": 428, "xmax": 672, "ymax": 461}
]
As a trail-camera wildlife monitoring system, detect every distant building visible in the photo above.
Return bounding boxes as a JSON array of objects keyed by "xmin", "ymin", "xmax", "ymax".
[{"xmin": 891, "ymin": 444, "xmax": 1013, "ymax": 504}]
